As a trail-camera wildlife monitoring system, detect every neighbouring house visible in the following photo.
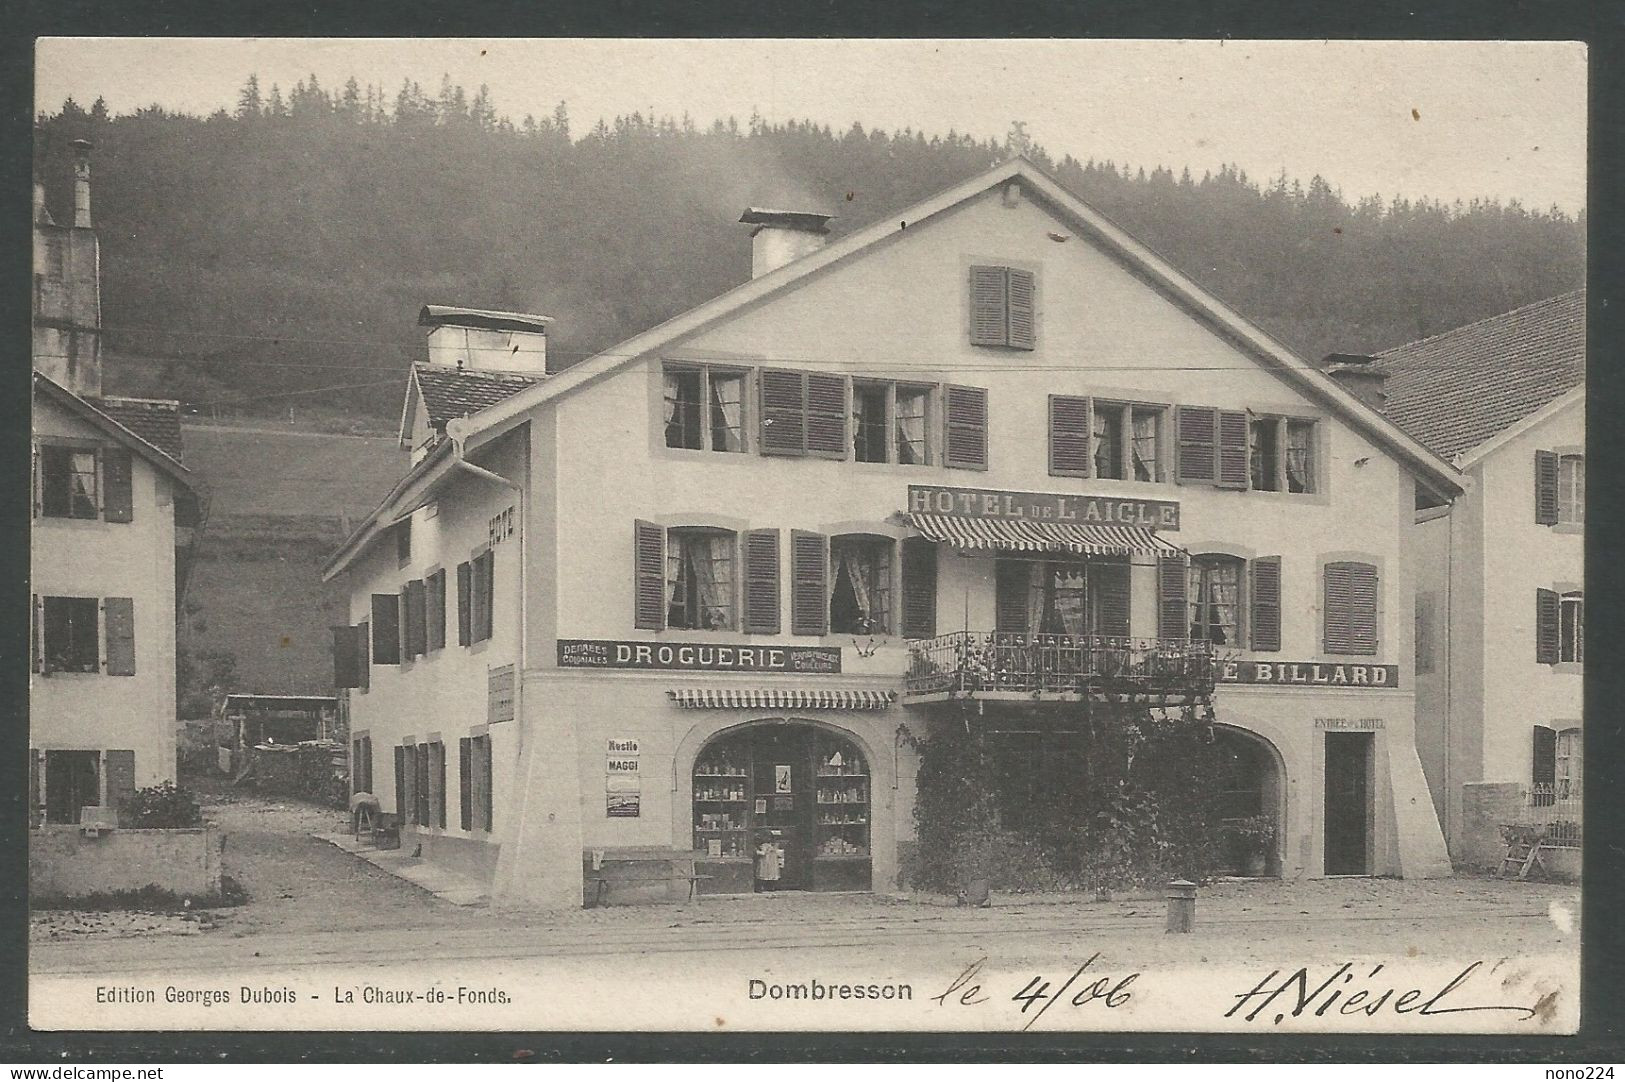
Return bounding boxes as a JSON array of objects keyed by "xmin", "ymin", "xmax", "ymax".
[
  {"xmin": 31, "ymin": 139, "xmax": 202, "ymax": 827},
  {"xmin": 1373, "ymin": 291, "xmax": 1585, "ymax": 872},
  {"xmin": 322, "ymin": 157, "xmax": 1465, "ymax": 907}
]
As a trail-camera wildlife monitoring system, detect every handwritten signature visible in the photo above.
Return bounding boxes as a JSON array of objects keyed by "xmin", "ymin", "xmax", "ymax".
[
  {"xmin": 931, "ymin": 955, "xmax": 1139, "ymax": 1031},
  {"xmin": 1226, "ymin": 961, "xmax": 1549, "ymax": 1024}
]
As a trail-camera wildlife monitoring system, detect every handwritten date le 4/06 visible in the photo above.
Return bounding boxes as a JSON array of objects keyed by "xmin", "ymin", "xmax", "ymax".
[{"xmin": 931, "ymin": 955, "xmax": 1139, "ymax": 1029}]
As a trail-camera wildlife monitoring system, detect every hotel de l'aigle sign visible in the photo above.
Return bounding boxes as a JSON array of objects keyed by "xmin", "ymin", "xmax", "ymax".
[{"xmin": 907, "ymin": 484, "xmax": 1180, "ymax": 530}]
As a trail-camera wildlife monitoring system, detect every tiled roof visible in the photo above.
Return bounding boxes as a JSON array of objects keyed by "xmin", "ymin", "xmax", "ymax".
[
  {"xmin": 413, "ymin": 364, "xmax": 542, "ymax": 429},
  {"xmin": 1376, "ymin": 290, "xmax": 1585, "ymax": 461},
  {"xmin": 86, "ymin": 395, "xmax": 185, "ymax": 462}
]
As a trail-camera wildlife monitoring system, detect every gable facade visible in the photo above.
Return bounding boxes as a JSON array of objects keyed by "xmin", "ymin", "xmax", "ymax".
[{"xmin": 335, "ymin": 163, "xmax": 1457, "ymax": 906}]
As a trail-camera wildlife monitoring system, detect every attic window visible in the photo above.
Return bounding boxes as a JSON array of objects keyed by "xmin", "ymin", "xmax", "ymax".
[{"xmin": 968, "ymin": 265, "xmax": 1037, "ymax": 350}]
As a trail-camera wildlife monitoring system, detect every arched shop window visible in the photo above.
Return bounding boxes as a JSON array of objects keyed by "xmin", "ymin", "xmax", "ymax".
[
  {"xmin": 1214, "ymin": 728, "xmax": 1281, "ymax": 877},
  {"xmin": 691, "ymin": 723, "xmax": 870, "ymax": 893}
]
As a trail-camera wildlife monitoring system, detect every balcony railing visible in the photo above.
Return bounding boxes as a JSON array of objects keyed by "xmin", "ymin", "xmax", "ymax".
[{"xmin": 904, "ymin": 632, "xmax": 1218, "ymax": 701}]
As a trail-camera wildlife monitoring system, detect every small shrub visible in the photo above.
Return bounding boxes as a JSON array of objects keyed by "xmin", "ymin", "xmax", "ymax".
[{"xmin": 120, "ymin": 782, "xmax": 204, "ymax": 828}]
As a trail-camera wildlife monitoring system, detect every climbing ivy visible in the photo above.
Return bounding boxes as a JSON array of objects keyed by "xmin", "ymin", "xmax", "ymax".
[{"xmin": 905, "ymin": 702, "xmax": 1230, "ymax": 894}]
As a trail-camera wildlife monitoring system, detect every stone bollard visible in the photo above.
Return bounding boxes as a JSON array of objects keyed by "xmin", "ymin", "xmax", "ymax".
[{"xmin": 1165, "ymin": 878, "xmax": 1197, "ymax": 933}]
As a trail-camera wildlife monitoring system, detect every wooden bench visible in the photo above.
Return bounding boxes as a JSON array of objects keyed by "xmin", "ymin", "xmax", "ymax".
[{"xmin": 583, "ymin": 848, "xmax": 712, "ymax": 907}]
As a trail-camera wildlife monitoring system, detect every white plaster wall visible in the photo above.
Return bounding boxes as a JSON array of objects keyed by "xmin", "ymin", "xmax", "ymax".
[
  {"xmin": 342, "ymin": 430, "xmax": 527, "ymax": 857},
  {"xmin": 31, "ymin": 396, "xmax": 178, "ymax": 790},
  {"xmin": 1473, "ymin": 399, "xmax": 1585, "ymax": 788}
]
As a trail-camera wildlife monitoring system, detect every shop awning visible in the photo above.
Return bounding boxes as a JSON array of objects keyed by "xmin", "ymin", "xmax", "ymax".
[
  {"xmin": 667, "ymin": 689, "xmax": 897, "ymax": 710},
  {"xmin": 904, "ymin": 514, "xmax": 1186, "ymax": 558}
]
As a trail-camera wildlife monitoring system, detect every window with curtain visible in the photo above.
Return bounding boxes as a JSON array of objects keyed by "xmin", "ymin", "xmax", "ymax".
[
  {"xmin": 1285, "ymin": 420, "xmax": 1315, "ymax": 493},
  {"xmin": 1555, "ymin": 728, "xmax": 1582, "ymax": 801},
  {"xmin": 40, "ymin": 445, "xmax": 99, "ymax": 519},
  {"xmin": 895, "ymin": 386, "xmax": 930, "ymax": 464},
  {"xmin": 667, "ymin": 528, "xmax": 736, "ymax": 630},
  {"xmin": 665, "ymin": 364, "xmax": 745, "ymax": 452},
  {"xmin": 1189, "ymin": 556, "xmax": 1243, "ymax": 646},
  {"xmin": 1041, "ymin": 563, "xmax": 1090, "ymax": 635},
  {"xmin": 852, "ymin": 383, "xmax": 889, "ymax": 463},
  {"xmin": 1130, "ymin": 407, "xmax": 1162, "ymax": 481},
  {"xmin": 830, "ymin": 535, "xmax": 893, "ymax": 634},
  {"xmin": 1560, "ymin": 592, "xmax": 1583, "ymax": 663},
  {"xmin": 1558, "ymin": 454, "xmax": 1584, "ymax": 524},
  {"xmin": 1249, "ymin": 418, "xmax": 1279, "ymax": 490},
  {"xmin": 1093, "ymin": 405, "xmax": 1125, "ymax": 480}
]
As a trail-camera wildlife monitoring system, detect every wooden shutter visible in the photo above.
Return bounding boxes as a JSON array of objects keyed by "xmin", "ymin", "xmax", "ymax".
[
  {"xmin": 634, "ymin": 520, "xmax": 667, "ymax": 630},
  {"xmin": 456, "ymin": 562, "xmax": 472, "ymax": 645},
  {"xmin": 356, "ymin": 622, "xmax": 370, "ymax": 691},
  {"xmin": 1006, "ymin": 268, "xmax": 1036, "ymax": 349},
  {"xmin": 759, "ymin": 369, "xmax": 808, "ymax": 456},
  {"xmin": 104, "ymin": 596, "xmax": 135, "ymax": 676},
  {"xmin": 398, "ymin": 587, "xmax": 412, "ymax": 661},
  {"xmin": 742, "ymin": 528, "xmax": 781, "ymax": 634},
  {"xmin": 427, "ymin": 570, "xmax": 446, "ymax": 651},
  {"xmin": 434, "ymin": 742, "xmax": 447, "ymax": 828},
  {"xmin": 1176, "ymin": 406, "xmax": 1218, "ymax": 484},
  {"xmin": 1535, "ymin": 588, "xmax": 1560, "ymax": 664},
  {"xmin": 1249, "ymin": 557, "xmax": 1282, "ymax": 652},
  {"xmin": 394, "ymin": 745, "xmax": 407, "ymax": 820},
  {"xmin": 900, "ymin": 537, "xmax": 937, "ymax": 639},
  {"xmin": 1534, "ymin": 450, "xmax": 1559, "ymax": 524},
  {"xmin": 1095, "ymin": 562, "xmax": 1131, "ymax": 638},
  {"xmin": 371, "ymin": 594, "xmax": 401, "ymax": 664},
  {"xmin": 31, "ymin": 594, "xmax": 41, "ymax": 674},
  {"xmin": 805, "ymin": 373, "xmax": 848, "ymax": 457},
  {"xmin": 479, "ymin": 736, "xmax": 494, "ymax": 831},
  {"xmin": 104, "ymin": 750, "xmax": 135, "ymax": 825},
  {"xmin": 332, "ymin": 624, "xmax": 361, "ymax": 688},
  {"xmin": 1049, "ymin": 395, "xmax": 1091, "ymax": 477},
  {"xmin": 1157, "ymin": 557, "xmax": 1188, "ymax": 640},
  {"xmin": 1217, "ymin": 410, "xmax": 1250, "ymax": 489},
  {"xmin": 969, "ymin": 265, "xmax": 1009, "ymax": 346},
  {"xmin": 944, "ymin": 384, "xmax": 988, "ymax": 470},
  {"xmin": 477, "ymin": 551, "xmax": 496, "ymax": 642},
  {"xmin": 28, "ymin": 749, "xmax": 41, "ymax": 828},
  {"xmin": 995, "ymin": 560, "xmax": 1030, "ymax": 634},
  {"xmin": 1324, "ymin": 562, "xmax": 1378, "ymax": 655},
  {"xmin": 1531, "ymin": 724, "xmax": 1557, "ymax": 806},
  {"xmin": 405, "ymin": 579, "xmax": 427, "ymax": 657},
  {"xmin": 790, "ymin": 530, "xmax": 828, "ymax": 636},
  {"xmin": 459, "ymin": 737, "xmax": 473, "ymax": 830},
  {"xmin": 102, "ymin": 448, "xmax": 133, "ymax": 523}
]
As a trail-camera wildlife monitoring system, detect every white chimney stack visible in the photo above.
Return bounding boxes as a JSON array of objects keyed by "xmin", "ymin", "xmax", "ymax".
[
  {"xmin": 740, "ymin": 208, "xmax": 833, "ymax": 278},
  {"xmin": 418, "ymin": 305, "xmax": 553, "ymax": 376},
  {"xmin": 70, "ymin": 139, "xmax": 92, "ymax": 229}
]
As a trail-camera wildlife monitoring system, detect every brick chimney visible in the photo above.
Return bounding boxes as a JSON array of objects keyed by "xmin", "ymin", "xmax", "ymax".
[
  {"xmin": 740, "ymin": 208, "xmax": 833, "ymax": 278},
  {"xmin": 71, "ymin": 139, "xmax": 92, "ymax": 229},
  {"xmin": 1322, "ymin": 353, "xmax": 1389, "ymax": 411}
]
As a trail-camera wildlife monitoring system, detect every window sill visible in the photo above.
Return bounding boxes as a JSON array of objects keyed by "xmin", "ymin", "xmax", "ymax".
[
  {"xmin": 1551, "ymin": 662, "xmax": 1583, "ymax": 675},
  {"xmin": 1550, "ymin": 523, "xmax": 1584, "ymax": 535}
]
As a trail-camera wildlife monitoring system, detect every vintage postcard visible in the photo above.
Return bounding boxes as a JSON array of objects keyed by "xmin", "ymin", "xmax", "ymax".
[{"xmin": 26, "ymin": 37, "xmax": 1585, "ymax": 1036}]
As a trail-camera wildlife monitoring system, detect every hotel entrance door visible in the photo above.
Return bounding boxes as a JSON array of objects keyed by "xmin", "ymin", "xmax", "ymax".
[{"xmin": 1324, "ymin": 732, "xmax": 1373, "ymax": 875}]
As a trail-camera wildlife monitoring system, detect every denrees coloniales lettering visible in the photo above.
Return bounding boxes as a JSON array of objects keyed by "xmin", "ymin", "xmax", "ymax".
[{"xmin": 557, "ymin": 638, "xmax": 842, "ymax": 673}]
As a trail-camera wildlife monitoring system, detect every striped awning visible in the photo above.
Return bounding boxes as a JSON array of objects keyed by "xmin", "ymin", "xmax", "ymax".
[
  {"xmin": 905, "ymin": 514, "xmax": 1185, "ymax": 558},
  {"xmin": 667, "ymin": 688, "xmax": 897, "ymax": 710}
]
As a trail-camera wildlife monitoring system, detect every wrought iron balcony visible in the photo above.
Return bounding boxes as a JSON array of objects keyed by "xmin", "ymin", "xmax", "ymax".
[{"xmin": 903, "ymin": 632, "xmax": 1217, "ymax": 703}]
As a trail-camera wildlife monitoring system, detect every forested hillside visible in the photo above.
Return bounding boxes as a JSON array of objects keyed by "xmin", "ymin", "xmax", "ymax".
[{"xmin": 36, "ymin": 78, "xmax": 1585, "ymax": 419}]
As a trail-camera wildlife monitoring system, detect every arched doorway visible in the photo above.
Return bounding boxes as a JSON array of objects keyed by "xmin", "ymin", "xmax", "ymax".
[
  {"xmin": 1214, "ymin": 726, "xmax": 1285, "ymax": 877},
  {"xmin": 692, "ymin": 721, "xmax": 871, "ymax": 893}
]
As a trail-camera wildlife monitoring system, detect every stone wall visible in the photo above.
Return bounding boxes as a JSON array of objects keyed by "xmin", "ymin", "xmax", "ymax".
[
  {"xmin": 1459, "ymin": 781, "xmax": 1525, "ymax": 872},
  {"xmin": 30, "ymin": 825, "xmax": 224, "ymax": 900}
]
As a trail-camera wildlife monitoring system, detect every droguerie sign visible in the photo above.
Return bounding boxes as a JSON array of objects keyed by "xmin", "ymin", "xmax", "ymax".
[
  {"xmin": 558, "ymin": 639, "xmax": 842, "ymax": 673},
  {"xmin": 1220, "ymin": 661, "xmax": 1400, "ymax": 688},
  {"xmin": 907, "ymin": 485, "xmax": 1180, "ymax": 530}
]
